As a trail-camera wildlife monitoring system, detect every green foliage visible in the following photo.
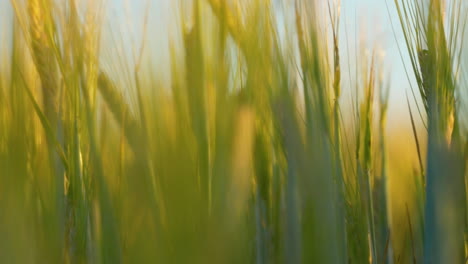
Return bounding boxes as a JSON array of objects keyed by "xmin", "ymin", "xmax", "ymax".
[{"xmin": 0, "ymin": 0, "xmax": 466, "ymax": 263}]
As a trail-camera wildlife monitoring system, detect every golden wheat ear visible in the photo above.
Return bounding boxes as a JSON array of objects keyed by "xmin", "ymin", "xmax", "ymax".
[{"xmin": 28, "ymin": 0, "xmax": 59, "ymax": 124}]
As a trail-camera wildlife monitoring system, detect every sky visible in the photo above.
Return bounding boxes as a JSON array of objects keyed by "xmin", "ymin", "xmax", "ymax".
[
  {"xmin": 340, "ymin": 0, "xmax": 417, "ymax": 124},
  {"xmin": 105, "ymin": 0, "xmax": 420, "ymax": 126},
  {"xmin": 0, "ymin": 0, "xmax": 438, "ymax": 129}
]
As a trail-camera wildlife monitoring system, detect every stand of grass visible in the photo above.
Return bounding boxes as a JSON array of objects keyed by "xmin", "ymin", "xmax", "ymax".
[
  {"xmin": 0, "ymin": 0, "xmax": 466, "ymax": 263},
  {"xmin": 394, "ymin": 0, "xmax": 467, "ymax": 262}
]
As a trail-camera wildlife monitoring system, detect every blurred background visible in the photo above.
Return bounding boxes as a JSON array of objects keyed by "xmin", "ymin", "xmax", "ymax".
[{"xmin": 0, "ymin": 0, "xmax": 466, "ymax": 263}]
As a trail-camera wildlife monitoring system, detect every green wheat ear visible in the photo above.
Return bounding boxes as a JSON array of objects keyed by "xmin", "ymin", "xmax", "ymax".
[
  {"xmin": 417, "ymin": 49, "xmax": 431, "ymax": 112},
  {"xmin": 97, "ymin": 71, "xmax": 139, "ymax": 150}
]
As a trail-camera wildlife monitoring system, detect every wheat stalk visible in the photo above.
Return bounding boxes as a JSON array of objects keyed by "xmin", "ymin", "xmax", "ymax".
[{"xmin": 27, "ymin": 1, "xmax": 66, "ymax": 262}]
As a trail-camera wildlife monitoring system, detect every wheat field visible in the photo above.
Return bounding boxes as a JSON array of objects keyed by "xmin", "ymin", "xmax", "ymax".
[{"xmin": 0, "ymin": 0, "xmax": 467, "ymax": 263}]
